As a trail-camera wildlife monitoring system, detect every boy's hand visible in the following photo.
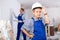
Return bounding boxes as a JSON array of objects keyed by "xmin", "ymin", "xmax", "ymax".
[
  {"xmin": 29, "ymin": 34, "xmax": 34, "ymax": 38},
  {"xmin": 22, "ymin": 29, "xmax": 34, "ymax": 38},
  {"xmin": 42, "ymin": 6, "xmax": 47, "ymax": 14},
  {"xmin": 42, "ymin": 6, "xmax": 50, "ymax": 24}
]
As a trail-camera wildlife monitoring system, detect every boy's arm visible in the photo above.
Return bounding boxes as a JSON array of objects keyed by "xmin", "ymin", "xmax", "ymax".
[
  {"xmin": 21, "ymin": 19, "xmax": 34, "ymax": 38},
  {"xmin": 44, "ymin": 14, "xmax": 49, "ymax": 24},
  {"xmin": 22, "ymin": 29, "xmax": 34, "ymax": 38},
  {"xmin": 42, "ymin": 7, "xmax": 50, "ymax": 24}
]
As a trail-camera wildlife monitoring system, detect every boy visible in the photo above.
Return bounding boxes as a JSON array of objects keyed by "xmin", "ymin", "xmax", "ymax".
[
  {"xmin": 16, "ymin": 8, "xmax": 26, "ymax": 40},
  {"xmin": 21, "ymin": 2, "xmax": 49, "ymax": 40}
]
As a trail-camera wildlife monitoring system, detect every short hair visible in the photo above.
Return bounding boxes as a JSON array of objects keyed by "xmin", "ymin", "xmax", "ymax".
[
  {"xmin": 32, "ymin": 7, "xmax": 42, "ymax": 10},
  {"xmin": 20, "ymin": 8, "xmax": 24, "ymax": 11}
]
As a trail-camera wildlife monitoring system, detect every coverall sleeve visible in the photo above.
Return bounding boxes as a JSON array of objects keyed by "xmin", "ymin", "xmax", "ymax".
[{"xmin": 21, "ymin": 19, "xmax": 31, "ymax": 32}]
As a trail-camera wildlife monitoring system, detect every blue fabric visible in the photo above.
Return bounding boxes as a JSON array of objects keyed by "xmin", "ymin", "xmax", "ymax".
[
  {"xmin": 16, "ymin": 14, "xmax": 26, "ymax": 40},
  {"xmin": 32, "ymin": 18, "xmax": 46, "ymax": 40}
]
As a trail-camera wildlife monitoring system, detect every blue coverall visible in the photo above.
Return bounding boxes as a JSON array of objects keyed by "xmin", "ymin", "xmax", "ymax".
[
  {"xmin": 32, "ymin": 18, "xmax": 47, "ymax": 40},
  {"xmin": 16, "ymin": 14, "xmax": 26, "ymax": 40}
]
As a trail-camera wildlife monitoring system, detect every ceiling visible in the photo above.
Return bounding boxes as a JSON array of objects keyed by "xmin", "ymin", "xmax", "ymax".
[{"xmin": 18, "ymin": 0, "xmax": 60, "ymax": 9}]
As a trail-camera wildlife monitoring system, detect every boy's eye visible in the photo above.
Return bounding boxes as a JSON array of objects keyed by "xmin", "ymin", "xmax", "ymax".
[
  {"xmin": 36, "ymin": 11, "xmax": 38, "ymax": 13},
  {"xmin": 36, "ymin": 11, "xmax": 41, "ymax": 13},
  {"xmin": 39, "ymin": 11, "xmax": 41, "ymax": 13}
]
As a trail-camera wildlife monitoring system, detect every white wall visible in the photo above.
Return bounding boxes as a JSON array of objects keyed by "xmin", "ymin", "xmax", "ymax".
[
  {"xmin": 25, "ymin": 9, "xmax": 32, "ymax": 19},
  {"xmin": 0, "ymin": 0, "xmax": 20, "ymax": 20},
  {"xmin": 0, "ymin": 8, "xmax": 1, "ymax": 19}
]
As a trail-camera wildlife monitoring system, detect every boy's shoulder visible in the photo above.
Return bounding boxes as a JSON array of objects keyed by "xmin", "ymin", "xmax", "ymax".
[{"xmin": 24, "ymin": 18, "xmax": 33, "ymax": 25}]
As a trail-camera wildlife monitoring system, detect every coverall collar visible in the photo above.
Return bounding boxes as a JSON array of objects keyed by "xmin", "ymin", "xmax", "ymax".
[{"xmin": 33, "ymin": 16, "xmax": 42, "ymax": 21}]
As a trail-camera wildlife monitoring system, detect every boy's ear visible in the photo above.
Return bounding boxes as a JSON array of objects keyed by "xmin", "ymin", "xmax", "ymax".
[
  {"xmin": 32, "ymin": 10, "xmax": 35, "ymax": 13},
  {"xmin": 32, "ymin": 11, "xmax": 35, "ymax": 15}
]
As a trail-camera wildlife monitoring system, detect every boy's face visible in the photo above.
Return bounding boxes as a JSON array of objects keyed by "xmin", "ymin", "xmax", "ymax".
[
  {"xmin": 20, "ymin": 9, "xmax": 24, "ymax": 14},
  {"xmin": 33, "ymin": 8, "xmax": 42, "ymax": 18}
]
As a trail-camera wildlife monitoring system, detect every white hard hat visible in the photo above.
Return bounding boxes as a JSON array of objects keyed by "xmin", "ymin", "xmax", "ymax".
[{"xmin": 32, "ymin": 2, "xmax": 42, "ymax": 10}]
